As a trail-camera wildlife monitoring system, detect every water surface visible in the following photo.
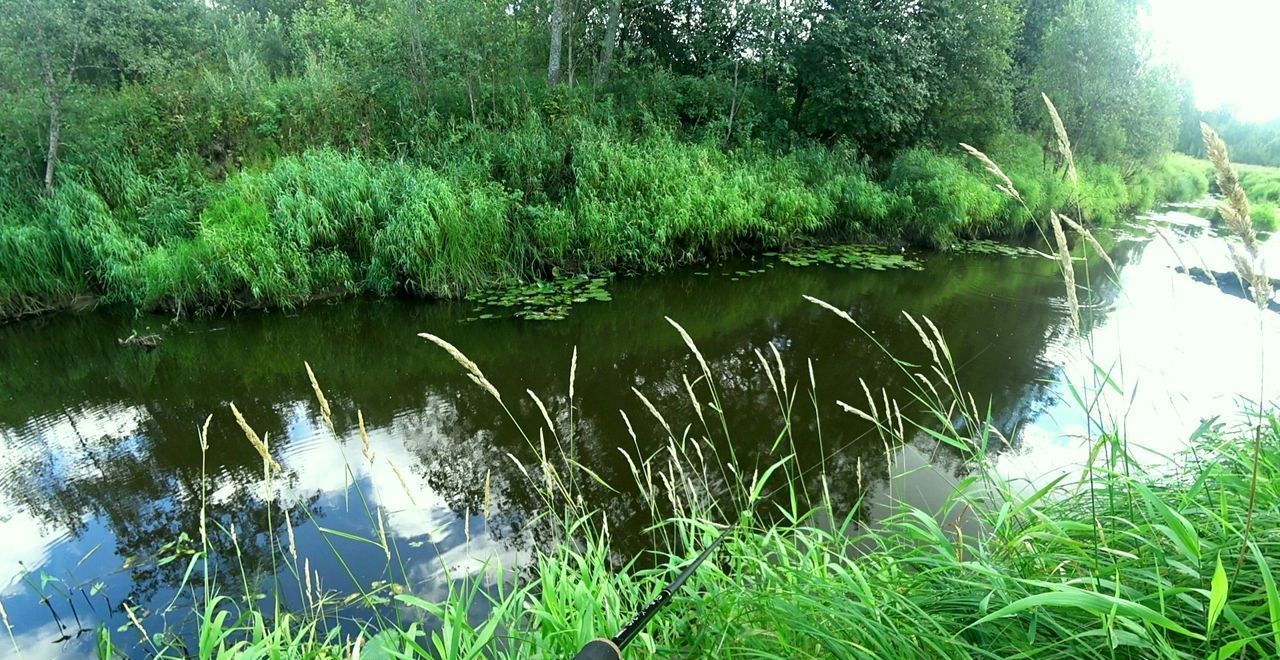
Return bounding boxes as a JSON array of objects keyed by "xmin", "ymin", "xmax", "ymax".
[{"xmin": 0, "ymin": 200, "xmax": 1276, "ymax": 656}]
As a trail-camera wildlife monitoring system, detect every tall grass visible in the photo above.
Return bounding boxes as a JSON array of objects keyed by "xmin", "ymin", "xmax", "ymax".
[
  {"xmin": 92, "ymin": 294, "xmax": 1279, "ymax": 658},
  {"xmin": 0, "ymin": 120, "xmax": 1210, "ymax": 320}
]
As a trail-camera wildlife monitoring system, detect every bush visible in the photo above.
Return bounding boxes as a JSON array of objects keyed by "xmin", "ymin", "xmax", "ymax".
[
  {"xmin": 886, "ymin": 148, "xmax": 1009, "ymax": 246},
  {"xmin": 1253, "ymin": 204, "xmax": 1278, "ymax": 231}
]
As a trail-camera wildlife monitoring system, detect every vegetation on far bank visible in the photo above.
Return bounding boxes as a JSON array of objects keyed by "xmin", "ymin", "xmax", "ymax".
[
  {"xmin": 0, "ymin": 126, "xmax": 1212, "ymax": 320},
  {"xmin": 0, "ymin": 0, "xmax": 1210, "ymax": 320}
]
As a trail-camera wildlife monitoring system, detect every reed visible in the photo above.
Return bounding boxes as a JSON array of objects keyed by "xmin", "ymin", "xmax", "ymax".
[
  {"xmin": 1202, "ymin": 122, "xmax": 1274, "ymax": 309},
  {"xmin": 113, "ymin": 303, "xmax": 1279, "ymax": 659}
]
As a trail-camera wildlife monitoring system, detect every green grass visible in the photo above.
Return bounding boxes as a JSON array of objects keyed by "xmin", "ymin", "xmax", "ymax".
[
  {"xmin": 0, "ymin": 123, "xmax": 1210, "ymax": 320},
  {"xmin": 84, "ymin": 297, "xmax": 1280, "ymax": 658}
]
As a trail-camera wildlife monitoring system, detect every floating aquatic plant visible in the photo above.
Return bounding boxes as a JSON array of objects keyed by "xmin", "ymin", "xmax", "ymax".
[
  {"xmin": 465, "ymin": 275, "xmax": 613, "ymax": 321},
  {"xmin": 949, "ymin": 240, "xmax": 1048, "ymax": 258},
  {"xmin": 771, "ymin": 245, "xmax": 924, "ymax": 271}
]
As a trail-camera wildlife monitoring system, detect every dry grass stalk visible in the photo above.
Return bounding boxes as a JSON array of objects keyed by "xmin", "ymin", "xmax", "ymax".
[
  {"xmin": 230, "ymin": 403, "xmax": 284, "ymax": 473},
  {"xmin": 377, "ymin": 508, "xmax": 390, "ymax": 561},
  {"xmin": 803, "ymin": 295, "xmax": 858, "ymax": 327},
  {"xmin": 666, "ymin": 316, "xmax": 712, "ymax": 381},
  {"xmin": 1042, "ymin": 94, "xmax": 1078, "ymax": 187},
  {"xmin": 418, "ymin": 333, "xmax": 502, "ymax": 402},
  {"xmin": 123, "ymin": 602, "xmax": 152, "ymax": 646},
  {"xmin": 1050, "ymin": 212, "xmax": 1081, "ymax": 334},
  {"xmin": 0, "ymin": 598, "xmax": 12, "ymax": 640},
  {"xmin": 682, "ymin": 373, "xmax": 706, "ymax": 426},
  {"xmin": 304, "ymin": 557, "xmax": 313, "ymax": 608},
  {"xmin": 903, "ymin": 312, "xmax": 939, "ymax": 366},
  {"xmin": 357, "ymin": 410, "xmax": 375, "ymax": 464},
  {"xmin": 769, "ymin": 343, "xmax": 787, "ymax": 395},
  {"xmin": 754, "ymin": 348, "xmax": 780, "ymax": 396},
  {"xmin": 527, "ymin": 389, "xmax": 558, "ymax": 438},
  {"xmin": 1056, "ymin": 213, "xmax": 1117, "ymax": 276},
  {"xmin": 1201, "ymin": 122, "xmax": 1273, "ymax": 309},
  {"xmin": 632, "ymin": 386, "xmax": 673, "ymax": 437},
  {"xmin": 390, "ymin": 461, "xmax": 418, "ymax": 507},
  {"xmin": 199, "ymin": 414, "xmax": 212, "ymax": 452},
  {"xmin": 304, "ymin": 362, "xmax": 333, "ymax": 428},
  {"xmin": 837, "ymin": 400, "xmax": 877, "ymax": 424},
  {"xmin": 921, "ymin": 315, "xmax": 951, "ymax": 366},
  {"xmin": 285, "ymin": 509, "xmax": 298, "ymax": 563},
  {"xmin": 960, "ymin": 143, "xmax": 1022, "ymax": 201},
  {"xmin": 568, "ymin": 346, "xmax": 578, "ymax": 402},
  {"xmin": 483, "ymin": 469, "xmax": 492, "ymax": 522}
]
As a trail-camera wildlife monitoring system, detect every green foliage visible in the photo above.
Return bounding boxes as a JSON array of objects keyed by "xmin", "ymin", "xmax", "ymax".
[
  {"xmin": 1182, "ymin": 109, "xmax": 1280, "ymax": 168},
  {"xmin": 791, "ymin": 0, "xmax": 936, "ymax": 155},
  {"xmin": 1252, "ymin": 204, "xmax": 1278, "ymax": 231},
  {"xmin": 1029, "ymin": 0, "xmax": 1183, "ymax": 165},
  {"xmin": 887, "ymin": 148, "xmax": 1010, "ymax": 245},
  {"xmin": 0, "ymin": 0, "xmax": 1197, "ymax": 319}
]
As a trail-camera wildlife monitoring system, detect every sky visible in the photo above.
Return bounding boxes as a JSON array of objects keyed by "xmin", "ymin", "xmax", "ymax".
[{"xmin": 1143, "ymin": 0, "xmax": 1280, "ymax": 122}]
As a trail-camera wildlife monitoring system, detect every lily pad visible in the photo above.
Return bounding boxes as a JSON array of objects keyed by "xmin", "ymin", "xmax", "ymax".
[
  {"xmin": 950, "ymin": 240, "xmax": 1047, "ymax": 258},
  {"xmin": 467, "ymin": 274, "xmax": 613, "ymax": 322},
  {"xmin": 778, "ymin": 244, "xmax": 924, "ymax": 271}
]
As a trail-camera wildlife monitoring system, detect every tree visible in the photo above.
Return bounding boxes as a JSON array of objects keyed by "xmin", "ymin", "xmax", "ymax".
[
  {"xmin": 919, "ymin": 0, "xmax": 1018, "ymax": 147},
  {"xmin": 1030, "ymin": 0, "xmax": 1180, "ymax": 165},
  {"xmin": 790, "ymin": 0, "xmax": 936, "ymax": 157},
  {"xmin": 594, "ymin": 0, "xmax": 621, "ymax": 85},
  {"xmin": 548, "ymin": 0, "xmax": 567, "ymax": 84},
  {"xmin": 0, "ymin": 0, "xmax": 204, "ymax": 194}
]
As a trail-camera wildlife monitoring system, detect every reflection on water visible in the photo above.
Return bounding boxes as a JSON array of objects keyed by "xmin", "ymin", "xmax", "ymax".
[{"xmin": 0, "ymin": 199, "xmax": 1275, "ymax": 656}]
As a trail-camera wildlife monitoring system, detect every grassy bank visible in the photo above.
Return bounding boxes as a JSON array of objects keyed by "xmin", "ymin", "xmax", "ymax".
[
  {"xmin": 88, "ymin": 306, "xmax": 1278, "ymax": 659},
  {"xmin": 1237, "ymin": 163, "xmax": 1280, "ymax": 230},
  {"xmin": 0, "ymin": 123, "xmax": 1208, "ymax": 321}
]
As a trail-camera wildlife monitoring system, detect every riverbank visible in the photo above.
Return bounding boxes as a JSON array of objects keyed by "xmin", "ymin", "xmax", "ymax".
[
  {"xmin": 90, "ymin": 309, "xmax": 1278, "ymax": 658},
  {"xmin": 0, "ymin": 126, "xmax": 1209, "ymax": 321}
]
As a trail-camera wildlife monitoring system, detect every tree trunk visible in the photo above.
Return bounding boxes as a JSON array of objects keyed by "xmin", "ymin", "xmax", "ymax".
[
  {"xmin": 726, "ymin": 60, "xmax": 741, "ymax": 144},
  {"xmin": 595, "ymin": 0, "xmax": 621, "ymax": 86},
  {"xmin": 43, "ymin": 90, "xmax": 62, "ymax": 196},
  {"xmin": 38, "ymin": 47, "xmax": 62, "ymax": 195},
  {"xmin": 566, "ymin": 0, "xmax": 575, "ymax": 88},
  {"xmin": 547, "ymin": 0, "xmax": 566, "ymax": 85}
]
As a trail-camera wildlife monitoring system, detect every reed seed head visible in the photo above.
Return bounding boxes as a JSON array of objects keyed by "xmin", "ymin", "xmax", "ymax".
[
  {"xmin": 419, "ymin": 333, "xmax": 501, "ymax": 402},
  {"xmin": 1049, "ymin": 212, "xmax": 1081, "ymax": 334},
  {"xmin": 304, "ymin": 362, "xmax": 333, "ymax": 428},
  {"xmin": 960, "ymin": 143, "xmax": 1022, "ymax": 201},
  {"xmin": 1200, "ymin": 122, "xmax": 1272, "ymax": 309},
  {"xmin": 358, "ymin": 410, "xmax": 374, "ymax": 464},
  {"xmin": 666, "ymin": 316, "xmax": 712, "ymax": 382},
  {"xmin": 230, "ymin": 402, "xmax": 284, "ymax": 473},
  {"xmin": 1056, "ymin": 213, "xmax": 1117, "ymax": 276},
  {"xmin": 1042, "ymin": 94, "xmax": 1078, "ymax": 187}
]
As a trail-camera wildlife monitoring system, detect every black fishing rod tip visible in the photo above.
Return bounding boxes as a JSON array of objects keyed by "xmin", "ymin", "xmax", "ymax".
[{"xmin": 572, "ymin": 638, "xmax": 623, "ymax": 660}]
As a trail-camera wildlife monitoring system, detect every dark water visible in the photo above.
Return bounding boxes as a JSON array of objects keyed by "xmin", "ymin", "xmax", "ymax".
[{"xmin": 1, "ymin": 200, "xmax": 1276, "ymax": 656}]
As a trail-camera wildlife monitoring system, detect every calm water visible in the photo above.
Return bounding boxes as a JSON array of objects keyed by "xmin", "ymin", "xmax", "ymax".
[{"xmin": 1, "ymin": 200, "xmax": 1276, "ymax": 656}]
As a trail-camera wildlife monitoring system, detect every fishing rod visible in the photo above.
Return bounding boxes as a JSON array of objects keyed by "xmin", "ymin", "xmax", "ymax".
[{"xmin": 572, "ymin": 526, "xmax": 732, "ymax": 660}]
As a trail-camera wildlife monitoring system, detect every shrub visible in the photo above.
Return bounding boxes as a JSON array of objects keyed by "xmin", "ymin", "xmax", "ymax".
[
  {"xmin": 886, "ymin": 148, "xmax": 1008, "ymax": 246},
  {"xmin": 1253, "ymin": 204, "xmax": 1278, "ymax": 231}
]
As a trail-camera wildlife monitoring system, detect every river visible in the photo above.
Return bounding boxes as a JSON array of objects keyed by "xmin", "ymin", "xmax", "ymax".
[{"xmin": 0, "ymin": 199, "xmax": 1276, "ymax": 656}]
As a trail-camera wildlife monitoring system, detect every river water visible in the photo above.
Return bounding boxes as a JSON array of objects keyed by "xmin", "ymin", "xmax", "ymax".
[{"xmin": 0, "ymin": 200, "xmax": 1276, "ymax": 656}]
